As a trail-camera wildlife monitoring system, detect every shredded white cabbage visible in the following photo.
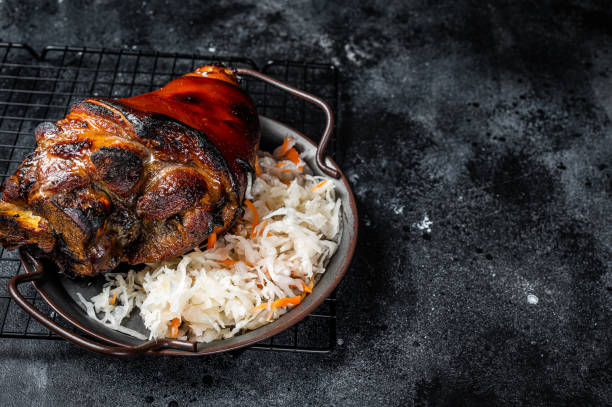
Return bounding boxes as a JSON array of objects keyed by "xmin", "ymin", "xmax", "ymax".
[{"xmin": 77, "ymin": 144, "xmax": 341, "ymax": 342}]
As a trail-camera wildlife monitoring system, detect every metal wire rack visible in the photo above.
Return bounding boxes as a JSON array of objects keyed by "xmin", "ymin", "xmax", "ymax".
[{"xmin": 0, "ymin": 43, "xmax": 340, "ymax": 353}]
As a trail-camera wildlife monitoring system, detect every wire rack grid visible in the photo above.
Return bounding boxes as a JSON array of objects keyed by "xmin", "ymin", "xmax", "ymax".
[{"xmin": 0, "ymin": 42, "xmax": 341, "ymax": 353}]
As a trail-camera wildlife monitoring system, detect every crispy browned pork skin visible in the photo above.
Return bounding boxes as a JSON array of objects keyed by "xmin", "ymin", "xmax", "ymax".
[{"xmin": 0, "ymin": 66, "xmax": 260, "ymax": 276}]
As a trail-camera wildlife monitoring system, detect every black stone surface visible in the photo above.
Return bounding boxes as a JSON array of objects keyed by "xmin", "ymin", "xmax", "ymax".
[{"xmin": 1, "ymin": 1, "xmax": 611, "ymax": 406}]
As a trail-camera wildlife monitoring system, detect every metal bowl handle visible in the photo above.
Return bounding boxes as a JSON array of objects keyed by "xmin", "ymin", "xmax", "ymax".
[
  {"xmin": 235, "ymin": 68, "xmax": 340, "ymax": 179},
  {"xmin": 8, "ymin": 268, "xmax": 197, "ymax": 356}
]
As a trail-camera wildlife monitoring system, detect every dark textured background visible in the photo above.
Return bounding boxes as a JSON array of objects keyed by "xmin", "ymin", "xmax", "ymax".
[{"xmin": 1, "ymin": 1, "xmax": 611, "ymax": 406}]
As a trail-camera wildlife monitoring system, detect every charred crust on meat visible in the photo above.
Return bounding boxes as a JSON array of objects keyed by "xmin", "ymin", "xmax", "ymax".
[
  {"xmin": 136, "ymin": 168, "xmax": 209, "ymax": 220},
  {"xmin": 76, "ymin": 100, "xmax": 124, "ymax": 122},
  {"xmin": 53, "ymin": 235, "xmax": 88, "ymax": 273},
  {"xmin": 91, "ymin": 146, "xmax": 143, "ymax": 196},
  {"xmin": 50, "ymin": 140, "xmax": 92, "ymax": 159},
  {"xmin": 50, "ymin": 189, "xmax": 111, "ymax": 239},
  {"xmin": 212, "ymin": 210, "xmax": 225, "ymax": 228},
  {"xmin": 105, "ymin": 208, "xmax": 140, "ymax": 247},
  {"xmin": 60, "ymin": 205, "xmax": 107, "ymax": 237},
  {"xmin": 182, "ymin": 208, "xmax": 215, "ymax": 239},
  {"xmin": 2, "ymin": 153, "xmax": 38, "ymax": 203},
  {"xmin": 0, "ymin": 213, "xmax": 47, "ymax": 251}
]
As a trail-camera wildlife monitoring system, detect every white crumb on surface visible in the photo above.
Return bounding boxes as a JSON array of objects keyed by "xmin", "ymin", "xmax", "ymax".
[
  {"xmin": 415, "ymin": 214, "xmax": 433, "ymax": 233},
  {"xmin": 527, "ymin": 294, "xmax": 539, "ymax": 305},
  {"xmin": 318, "ymin": 34, "xmax": 333, "ymax": 50},
  {"xmin": 344, "ymin": 42, "xmax": 371, "ymax": 66}
]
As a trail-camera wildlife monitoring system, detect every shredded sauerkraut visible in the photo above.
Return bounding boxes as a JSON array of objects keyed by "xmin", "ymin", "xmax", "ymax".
[{"xmin": 77, "ymin": 143, "xmax": 341, "ymax": 342}]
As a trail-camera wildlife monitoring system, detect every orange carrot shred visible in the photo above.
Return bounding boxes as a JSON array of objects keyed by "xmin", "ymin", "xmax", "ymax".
[
  {"xmin": 207, "ymin": 232, "xmax": 217, "ymax": 249},
  {"xmin": 169, "ymin": 317, "xmax": 181, "ymax": 339},
  {"xmin": 276, "ymin": 162, "xmax": 287, "ymax": 168},
  {"xmin": 254, "ymin": 156, "xmax": 261, "ymax": 177},
  {"xmin": 109, "ymin": 292, "xmax": 118, "ymax": 306},
  {"xmin": 250, "ymin": 295, "xmax": 302, "ymax": 313},
  {"xmin": 141, "ymin": 287, "xmax": 145, "ymax": 293},
  {"xmin": 244, "ymin": 199, "xmax": 259, "ymax": 238},
  {"xmin": 282, "ymin": 180, "xmax": 291, "ymax": 186},
  {"xmin": 310, "ymin": 180, "xmax": 327, "ymax": 192},
  {"xmin": 250, "ymin": 302, "xmax": 269, "ymax": 312},
  {"xmin": 284, "ymin": 147, "xmax": 300, "ymax": 165},
  {"xmin": 273, "ymin": 296, "xmax": 302, "ymax": 308},
  {"xmin": 301, "ymin": 280, "xmax": 314, "ymax": 299},
  {"xmin": 279, "ymin": 137, "xmax": 292, "ymax": 155}
]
